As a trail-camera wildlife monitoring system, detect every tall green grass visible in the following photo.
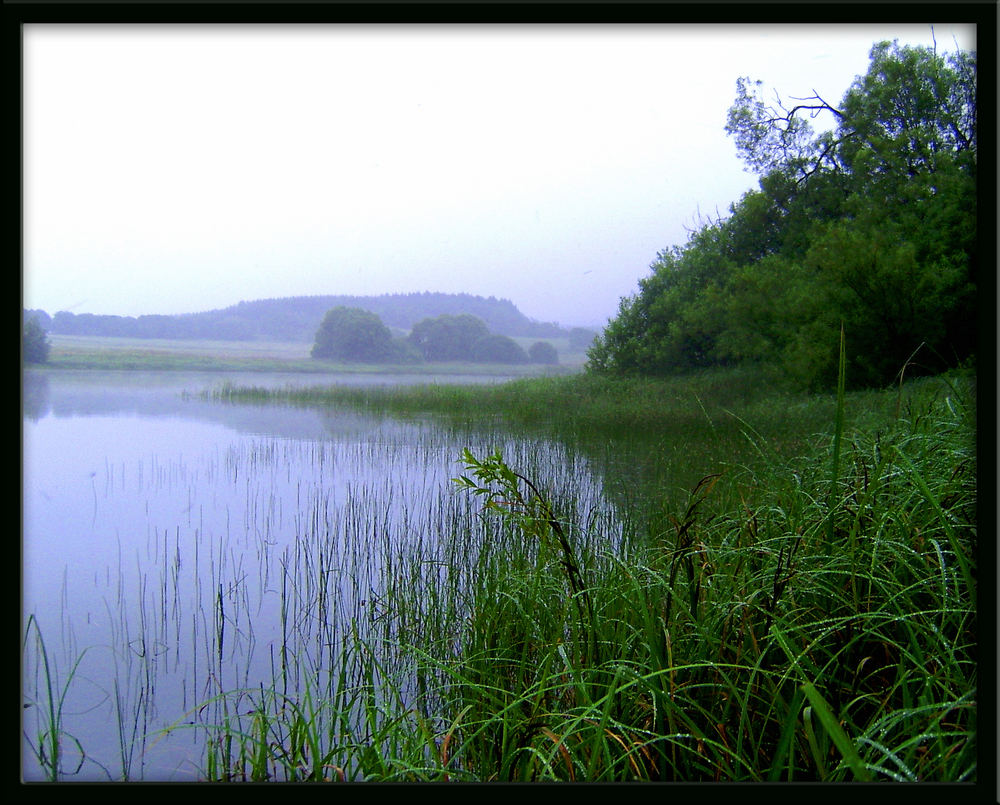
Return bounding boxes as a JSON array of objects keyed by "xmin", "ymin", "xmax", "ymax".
[
  {"xmin": 26, "ymin": 360, "xmax": 972, "ymax": 781},
  {"xmin": 416, "ymin": 375, "xmax": 975, "ymax": 781},
  {"xmin": 22, "ymin": 614, "xmax": 92, "ymax": 781},
  {"xmin": 191, "ymin": 368, "xmax": 975, "ymax": 782}
]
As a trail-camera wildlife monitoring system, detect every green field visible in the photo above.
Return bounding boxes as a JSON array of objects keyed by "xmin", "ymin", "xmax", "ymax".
[{"xmin": 39, "ymin": 334, "xmax": 587, "ymax": 375}]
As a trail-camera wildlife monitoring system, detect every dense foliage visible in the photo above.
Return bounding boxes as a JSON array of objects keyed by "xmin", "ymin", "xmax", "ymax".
[
  {"xmin": 408, "ymin": 313, "xmax": 491, "ymax": 361},
  {"xmin": 308, "ymin": 307, "xmax": 551, "ymax": 366},
  {"xmin": 23, "ymin": 315, "xmax": 50, "ymax": 364},
  {"xmin": 588, "ymin": 41, "xmax": 977, "ymax": 390},
  {"xmin": 311, "ymin": 306, "xmax": 401, "ymax": 362},
  {"xmin": 528, "ymin": 340, "xmax": 559, "ymax": 364},
  {"xmin": 470, "ymin": 333, "xmax": 530, "ymax": 364}
]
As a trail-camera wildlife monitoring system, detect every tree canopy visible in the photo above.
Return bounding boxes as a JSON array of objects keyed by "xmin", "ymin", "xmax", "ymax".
[
  {"xmin": 311, "ymin": 306, "xmax": 397, "ymax": 362},
  {"xmin": 528, "ymin": 341, "xmax": 559, "ymax": 365},
  {"xmin": 23, "ymin": 315, "xmax": 51, "ymax": 364},
  {"xmin": 407, "ymin": 314, "xmax": 491, "ymax": 361},
  {"xmin": 589, "ymin": 41, "xmax": 977, "ymax": 390},
  {"xmin": 471, "ymin": 334, "xmax": 529, "ymax": 364}
]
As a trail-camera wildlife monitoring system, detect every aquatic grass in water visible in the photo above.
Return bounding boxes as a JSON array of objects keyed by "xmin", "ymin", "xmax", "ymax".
[
  {"xmin": 23, "ymin": 394, "xmax": 611, "ymax": 781},
  {"xmin": 22, "ymin": 614, "xmax": 94, "ymax": 781},
  {"xmin": 23, "ymin": 369, "xmax": 976, "ymax": 781},
  {"xmin": 286, "ymin": 372, "xmax": 974, "ymax": 782}
]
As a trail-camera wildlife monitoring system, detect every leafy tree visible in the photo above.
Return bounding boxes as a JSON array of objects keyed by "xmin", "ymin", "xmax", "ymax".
[
  {"xmin": 587, "ymin": 255, "xmax": 682, "ymax": 375},
  {"xmin": 528, "ymin": 341, "xmax": 559, "ymax": 365},
  {"xmin": 23, "ymin": 315, "xmax": 50, "ymax": 364},
  {"xmin": 725, "ymin": 75, "xmax": 839, "ymax": 180},
  {"xmin": 471, "ymin": 334, "xmax": 529, "ymax": 364},
  {"xmin": 587, "ymin": 233, "xmax": 734, "ymax": 375},
  {"xmin": 311, "ymin": 306, "xmax": 394, "ymax": 362},
  {"xmin": 383, "ymin": 337, "xmax": 425, "ymax": 364},
  {"xmin": 837, "ymin": 42, "xmax": 976, "ymax": 186},
  {"xmin": 592, "ymin": 39, "xmax": 976, "ymax": 389},
  {"xmin": 407, "ymin": 314, "xmax": 490, "ymax": 361},
  {"xmin": 803, "ymin": 215, "xmax": 974, "ymax": 386},
  {"xmin": 24, "ymin": 309, "xmax": 51, "ymax": 329}
]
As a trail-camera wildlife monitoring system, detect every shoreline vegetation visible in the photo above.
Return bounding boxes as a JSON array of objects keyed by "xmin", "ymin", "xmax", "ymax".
[
  {"xmin": 202, "ymin": 366, "xmax": 979, "ymax": 783},
  {"xmin": 23, "ymin": 337, "xmax": 977, "ymax": 782},
  {"xmin": 22, "ymin": 35, "xmax": 979, "ymax": 781}
]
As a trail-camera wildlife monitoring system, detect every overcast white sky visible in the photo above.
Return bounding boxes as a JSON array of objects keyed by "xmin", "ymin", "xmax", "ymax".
[{"xmin": 22, "ymin": 23, "xmax": 976, "ymax": 329}]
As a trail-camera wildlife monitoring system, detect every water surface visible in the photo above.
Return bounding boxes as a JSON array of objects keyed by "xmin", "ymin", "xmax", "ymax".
[{"xmin": 22, "ymin": 370, "xmax": 607, "ymax": 781}]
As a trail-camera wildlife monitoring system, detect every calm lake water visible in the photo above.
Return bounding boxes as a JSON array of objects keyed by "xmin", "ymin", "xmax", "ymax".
[{"xmin": 22, "ymin": 369, "xmax": 614, "ymax": 781}]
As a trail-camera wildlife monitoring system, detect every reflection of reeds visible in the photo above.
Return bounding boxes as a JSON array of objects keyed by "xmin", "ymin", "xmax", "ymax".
[
  {"xmin": 24, "ymin": 369, "xmax": 976, "ymax": 781},
  {"xmin": 22, "ymin": 614, "xmax": 90, "ymax": 781}
]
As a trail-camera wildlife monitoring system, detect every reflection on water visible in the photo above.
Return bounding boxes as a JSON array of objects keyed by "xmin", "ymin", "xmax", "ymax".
[
  {"xmin": 23, "ymin": 369, "xmax": 520, "ymax": 434},
  {"xmin": 21, "ymin": 370, "xmax": 609, "ymax": 781},
  {"xmin": 23, "ymin": 372, "xmax": 50, "ymax": 421}
]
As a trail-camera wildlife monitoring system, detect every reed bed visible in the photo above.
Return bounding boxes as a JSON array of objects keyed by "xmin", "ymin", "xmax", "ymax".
[
  {"xmin": 187, "ymin": 370, "xmax": 976, "ymax": 782},
  {"xmin": 23, "ymin": 368, "xmax": 976, "ymax": 782},
  {"xmin": 409, "ymin": 375, "xmax": 975, "ymax": 781}
]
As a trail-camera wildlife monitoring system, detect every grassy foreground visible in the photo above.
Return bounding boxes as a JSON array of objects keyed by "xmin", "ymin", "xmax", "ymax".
[{"xmin": 192, "ymin": 368, "xmax": 977, "ymax": 782}]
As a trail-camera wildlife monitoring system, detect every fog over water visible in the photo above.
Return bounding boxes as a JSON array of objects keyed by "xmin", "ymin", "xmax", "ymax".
[{"xmin": 22, "ymin": 370, "xmax": 617, "ymax": 780}]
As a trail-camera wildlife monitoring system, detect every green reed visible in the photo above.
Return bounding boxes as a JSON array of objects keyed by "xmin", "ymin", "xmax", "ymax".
[
  {"xmin": 417, "ymin": 373, "xmax": 976, "ymax": 781},
  {"xmin": 22, "ymin": 614, "xmax": 91, "ymax": 781},
  {"xmin": 351, "ymin": 373, "xmax": 973, "ymax": 781},
  {"xmin": 30, "ymin": 362, "xmax": 974, "ymax": 782}
]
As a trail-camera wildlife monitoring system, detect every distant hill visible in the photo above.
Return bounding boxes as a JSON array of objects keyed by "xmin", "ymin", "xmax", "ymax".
[{"xmin": 28, "ymin": 292, "xmax": 566, "ymax": 342}]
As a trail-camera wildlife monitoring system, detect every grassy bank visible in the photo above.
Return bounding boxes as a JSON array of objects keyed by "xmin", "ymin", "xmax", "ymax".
[
  {"xmin": 211, "ymin": 365, "xmax": 894, "ymax": 433},
  {"xmin": 191, "ymin": 368, "xmax": 977, "ymax": 782},
  {"xmin": 211, "ymin": 367, "xmax": 922, "ymax": 507}
]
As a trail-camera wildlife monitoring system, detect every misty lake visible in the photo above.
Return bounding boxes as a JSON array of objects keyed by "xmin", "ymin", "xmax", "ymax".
[{"xmin": 22, "ymin": 369, "xmax": 620, "ymax": 781}]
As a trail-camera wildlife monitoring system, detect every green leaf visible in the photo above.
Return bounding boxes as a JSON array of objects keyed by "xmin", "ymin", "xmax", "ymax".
[{"xmin": 800, "ymin": 682, "xmax": 873, "ymax": 781}]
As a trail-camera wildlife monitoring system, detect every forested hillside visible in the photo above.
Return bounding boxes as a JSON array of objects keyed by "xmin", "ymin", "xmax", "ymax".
[
  {"xmin": 588, "ymin": 41, "xmax": 978, "ymax": 390},
  {"xmin": 28, "ymin": 292, "xmax": 564, "ymax": 343}
]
